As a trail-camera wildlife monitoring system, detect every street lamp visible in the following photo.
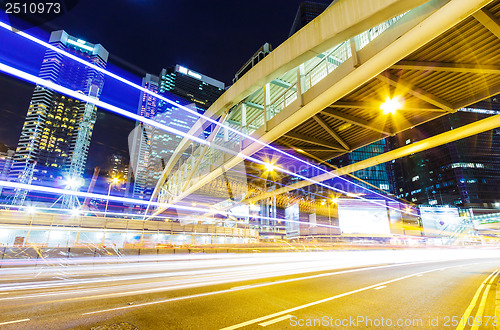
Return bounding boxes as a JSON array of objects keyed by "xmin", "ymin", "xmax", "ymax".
[
  {"xmin": 329, "ymin": 197, "xmax": 338, "ymax": 242},
  {"xmin": 263, "ymin": 161, "xmax": 277, "ymax": 230},
  {"xmin": 104, "ymin": 177, "xmax": 120, "ymax": 217},
  {"xmin": 380, "ymin": 97, "xmax": 402, "ymax": 114},
  {"xmin": 264, "ymin": 162, "xmax": 275, "ymax": 172}
]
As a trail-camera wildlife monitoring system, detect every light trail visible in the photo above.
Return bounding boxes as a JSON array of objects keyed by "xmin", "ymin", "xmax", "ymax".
[
  {"xmin": 0, "ymin": 180, "xmax": 340, "ymax": 230},
  {"xmin": 1, "ymin": 204, "xmax": 292, "ymax": 230},
  {"xmin": 0, "ymin": 61, "xmax": 416, "ymax": 217},
  {"xmin": 0, "ymin": 250, "xmax": 497, "ymax": 311},
  {"xmin": 0, "ymin": 20, "xmax": 410, "ymax": 210}
]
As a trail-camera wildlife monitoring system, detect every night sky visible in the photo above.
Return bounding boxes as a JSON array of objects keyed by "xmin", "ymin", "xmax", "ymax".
[{"xmin": 0, "ymin": 0, "xmax": 332, "ymax": 171}]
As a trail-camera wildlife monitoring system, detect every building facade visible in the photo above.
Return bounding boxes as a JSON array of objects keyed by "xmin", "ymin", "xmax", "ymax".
[
  {"xmin": 128, "ymin": 65, "xmax": 225, "ymax": 200},
  {"xmin": 328, "ymin": 140, "xmax": 392, "ymax": 194},
  {"xmin": 9, "ymin": 30, "xmax": 108, "ymax": 201},
  {"xmin": 289, "ymin": 1, "xmax": 330, "ymax": 37},
  {"xmin": 387, "ymin": 107, "xmax": 500, "ymax": 214}
]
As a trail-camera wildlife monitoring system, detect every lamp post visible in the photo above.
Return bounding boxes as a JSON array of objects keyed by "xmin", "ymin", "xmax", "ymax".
[
  {"xmin": 330, "ymin": 197, "xmax": 338, "ymax": 242},
  {"xmin": 104, "ymin": 177, "xmax": 120, "ymax": 217},
  {"xmin": 264, "ymin": 162, "xmax": 275, "ymax": 230}
]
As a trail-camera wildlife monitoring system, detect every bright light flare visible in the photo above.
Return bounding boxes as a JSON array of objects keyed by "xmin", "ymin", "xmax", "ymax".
[
  {"xmin": 25, "ymin": 206, "xmax": 36, "ymax": 214},
  {"xmin": 380, "ymin": 97, "xmax": 402, "ymax": 114},
  {"xmin": 264, "ymin": 162, "xmax": 276, "ymax": 172},
  {"xmin": 63, "ymin": 176, "xmax": 83, "ymax": 189},
  {"xmin": 70, "ymin": 208, "xmax": 80, "ymax": 217}
]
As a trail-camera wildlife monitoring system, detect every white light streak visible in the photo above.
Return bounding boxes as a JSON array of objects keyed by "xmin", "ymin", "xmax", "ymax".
[{"xmin": 0, "ymin": 20, "xmax": 411, "ymax": 212}]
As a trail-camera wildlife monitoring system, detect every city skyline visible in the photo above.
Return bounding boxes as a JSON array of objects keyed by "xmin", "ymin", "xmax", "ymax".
[{"xmin": 0, "ymin": 0, "xmax": 332, "ymax": 173}]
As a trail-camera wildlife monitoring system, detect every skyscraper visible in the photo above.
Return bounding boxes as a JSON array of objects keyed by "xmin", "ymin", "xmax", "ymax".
[
  {"xmin": 387, "ymin": 107, "xmax": 500, "ymax": 215},
  {"xmin": 10, "ymin": 30, "xmax": 108, "ymax": 206},
  {"xmin": 288, "ymin": 1, "xmax": 330, "ymax": 37},
  {"xmin": 127, "ymin": 74, "xmax": 160, "ymax": 200},
  {"xmin": 128, "ymin": 65, "xmax": 225, "ymax": 200}
]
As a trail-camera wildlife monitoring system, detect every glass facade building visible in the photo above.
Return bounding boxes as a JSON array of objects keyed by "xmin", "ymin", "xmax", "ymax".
[
  {"xmin": 288, "ymin": 1, "xmax": 330, "ymax": 37},
  {"xmin": 387, "ymin": 107, "xmax": 500, "ymax": 214},
  {"xmin": 328, "ymin": 140, "xmax": 392, "ymax": 194},
  {"xmin": 128, "ymin": 65, "xmax": 225, "ymax": 200},
  {"xmin": 9, "ymin": 30, "xmax": 108, "ymax": 190}
]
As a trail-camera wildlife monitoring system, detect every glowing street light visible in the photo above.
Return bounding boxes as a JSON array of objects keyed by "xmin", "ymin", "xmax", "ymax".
[
  {"xmin": 26, "ymin": 206, "xmax": 36, "ymax": 214},
  {"xmin": 264, "ymin": 162, "xmax": 276, "ymax": 172},
  {"xmin": 331, "ymin": 197, "xmax": 339, "ymax": 204},
  {"xmin": 105, "ymin": 177, "xmax": 121, "ymax": 217},
  {"xmin": 70, "ymin": 208, "xmax": 80, "ymax": 217},
  {"xmin": 380, "ymin": 97, "xmax": 402, "ymax": 114},
  {"xmin": 63, "ymin": 176, "xmax": 84, "ymax": 189}
]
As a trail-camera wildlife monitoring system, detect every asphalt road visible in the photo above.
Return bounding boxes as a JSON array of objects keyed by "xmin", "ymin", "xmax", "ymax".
[{"xmin": 0, "ymin": 249, "xmax": 499, "ymax": 329}]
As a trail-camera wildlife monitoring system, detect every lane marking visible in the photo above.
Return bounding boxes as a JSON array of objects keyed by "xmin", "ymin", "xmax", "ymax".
[
  {"xmin": 373, "ymin": 286, "xmax": 386, "ymax": 290},
  {"xmin": 220, "ymin": 266, "xmax": 456, "ymax": 330},
  {"xmin": 456, "ymin": 268, "xmax": 499, "ymax": 330},
  {"xmin": 220, "ymin": 262, "xmax": 492, "ymax": 330},
  {"xmin": 81, "ymin": 261, "xmax": 435, "ymax": 316},
  {"xmin": 0, "ymin": 318, "xmax": 30, "ymax": 325},
  {"xmin": 471, "ymin": 270, "xmax": 499, "ymax": 330},
  {"xmin": 258, "ymin": 315, "xmax": 292, "ymax": 327}
]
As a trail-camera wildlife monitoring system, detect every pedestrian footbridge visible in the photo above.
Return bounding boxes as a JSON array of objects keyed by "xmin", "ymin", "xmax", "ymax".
[{"xmin": 150, "ymin": 0, "xmax": 500, "ymax": 215}]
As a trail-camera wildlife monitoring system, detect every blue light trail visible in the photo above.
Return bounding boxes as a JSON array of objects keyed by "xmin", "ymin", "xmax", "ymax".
[
  {"xmin": 0, "ymin": 20, "xmax": 416, "ymax": 215},
  {"xmin": 0, "ymin": 60, "xmax": 417, "ymax": 217},
  {"xmin": 0, "ymin": 179, "xmax": 340, "ymax": 230}
]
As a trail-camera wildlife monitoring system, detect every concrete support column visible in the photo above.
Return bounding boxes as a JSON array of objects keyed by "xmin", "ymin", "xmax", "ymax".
[
  {"xmin": 263, "ymin": 83, "xmax": 271, "ymax": 132},
  {"xmin": 297, "ymin": 63, "xmax": 306, "ymax": 105},
  {"xmin": 350, "ymin": 38, "xmax": 360, "ymax": 67},
  {"xmin": 241, "ymin": 103, "xmax": 247, "ymax": 134}
]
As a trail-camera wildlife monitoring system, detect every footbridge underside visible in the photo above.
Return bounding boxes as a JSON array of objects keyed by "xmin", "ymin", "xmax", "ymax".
[{"xmin": 151, "ymin": 0, "xmax": 500, "ymax": 215}]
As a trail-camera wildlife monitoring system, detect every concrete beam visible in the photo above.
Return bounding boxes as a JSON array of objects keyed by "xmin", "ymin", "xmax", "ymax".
[
  {"xmin": 284, "ymin": 132, "xmax": 345, "ymax": 150},
  {"xmin": 321, "ymin": 108, "xmax": 392, "ymax": 135},
  {"xmin": 392, "ymin": 60, "xmax": 500, "ymax": 75},
  {"xmin": 473, "ymin": 8, "xmax": 500, "ymax": 40},
  {"xmin": 329, "ymin": 101, "xmax": 446, "ymax": 112},
  {"xmin": 313, "ymin": 115, "xmax": 350, "ymax": 150},
  {"xmin": 245, "ymin": 111, "xmax": 500, "ymax": 204},
  {"xmin": 271, "ymin": 79, "xmax": 293, "ymax": 89}
]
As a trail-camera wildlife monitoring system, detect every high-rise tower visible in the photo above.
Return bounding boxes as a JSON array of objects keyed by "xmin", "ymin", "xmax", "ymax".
[
  {"xmin": 10, "ymin": 30, "xmax": 108, "ymax": 206},
  {"xmin": 128, "ymin": 65, "xmax": 225, "ymax": 200},
  {"xmin": 387, "ymin": 107, "xmax": 500, "ymax": 214},
  {"xmin": 288, "ymin": 1, "xmax": 330, "ymax": 37}
]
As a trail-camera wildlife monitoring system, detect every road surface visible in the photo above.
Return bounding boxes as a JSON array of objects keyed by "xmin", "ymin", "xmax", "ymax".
[{"xmin": 0, "ymin": 249, "xmax": 499, "ymax": 329}]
